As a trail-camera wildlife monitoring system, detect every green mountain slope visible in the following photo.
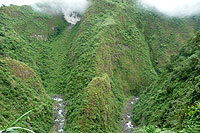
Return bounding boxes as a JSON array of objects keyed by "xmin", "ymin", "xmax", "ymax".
[
  {"xmin": 62, "ymin": 0, "xmax": 157, "ymax": 132},
  {"xmin": 61, "ymin": 0, "xmax": 200, "ymax": 132},
  {"xmin": 133, "ymin": 33, "xmax": 200, "ymax": 132},
  {"xmin": 0, "ymin": 58, "xmax": 53, "ymax": 132},
  {"xmin": 0, "ymin": 5, "xmax": 66, "ymax": 78},
  {"xmin": 0, "ymin": 5, "xmax": 66, "ymax": 132},
  {"xmin": 129, "ymin": 0, "xmax": 198, "ymax": 73},
  {"xmin": 0, "ymin": 0, "xmax": 200, "ymax": 132}
]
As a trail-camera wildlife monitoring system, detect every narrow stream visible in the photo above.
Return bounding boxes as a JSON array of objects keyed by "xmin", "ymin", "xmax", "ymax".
[
  {"xmin": 122, "ymin": 97, "xmax": 139, "ymax": 133},
  {"xmin": 51, "ymin": 96, "xmax": 66, "ymax": 133}
]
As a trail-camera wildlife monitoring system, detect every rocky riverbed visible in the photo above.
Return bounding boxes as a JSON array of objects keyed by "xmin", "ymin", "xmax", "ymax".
[
  {"xmin": 51, "ymin": 96, "xmax": 66, "ymax": 133},
  {"xmin": 121, "ymin": 97, "xmax": 139, "ymax": 133}
]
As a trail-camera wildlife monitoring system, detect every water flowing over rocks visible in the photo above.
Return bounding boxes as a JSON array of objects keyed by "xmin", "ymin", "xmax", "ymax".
[
  {"xmin": 51, "ymin": 96, "xmax": 66, "ymax": 133},
  {"xmin": 121, "ymin": 97, "xmax": 139, "ymax": 133}
]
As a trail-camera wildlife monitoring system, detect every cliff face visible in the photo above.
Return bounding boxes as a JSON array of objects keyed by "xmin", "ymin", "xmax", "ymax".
[{"xmin": 0, "ymin": 0, "xmax": 200, "ymax": 132}]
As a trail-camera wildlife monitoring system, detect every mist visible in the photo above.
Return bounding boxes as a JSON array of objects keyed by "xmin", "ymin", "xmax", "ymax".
[
  {"xmin": 33, "ymin": 0, "xmax": 89, "ymax": 24},
  {"xmin": 137, "ymin": 0, "xmax": 200, "ymax": 17},
  {"xmin": 0, "ymin": 0, "xmax": 89, "ymax": 24}
]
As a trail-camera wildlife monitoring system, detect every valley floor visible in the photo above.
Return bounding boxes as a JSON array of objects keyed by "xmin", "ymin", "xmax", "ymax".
[
  {"xmin": 51, "ymin": 95, "xmax": 66, "ymax": 133},
  {"xmin": 39, "ymin": 26, "xmax": 71, "ymax": 132},
  {"xmin": 42, "ymin": 27, "xmax": 71, "ymax": 94}
]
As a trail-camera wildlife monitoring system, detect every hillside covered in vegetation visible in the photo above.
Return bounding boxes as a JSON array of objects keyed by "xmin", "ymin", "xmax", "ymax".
[
  {"xmin": 133, "ymin": 32, "xmax": 200, "ymax": 132},
  {"xmin": 0, "ymin": 58, "xmax": 53, "ymax": 132},
  {"xmin": 0, "ymin": 0, "xmax": 200, "ymax": 132}
]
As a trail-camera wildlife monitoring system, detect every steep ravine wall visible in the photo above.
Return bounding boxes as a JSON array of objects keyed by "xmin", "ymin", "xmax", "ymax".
[
  {"xmin": 63, "ymin": 0, "xmax": 156, "ymax": 132},
  {"xmin": 1, "ymin": 0, "xmax": 200, "ymax": 132}
]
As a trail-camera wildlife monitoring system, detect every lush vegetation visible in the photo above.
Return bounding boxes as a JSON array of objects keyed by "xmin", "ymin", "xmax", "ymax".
[
  {"xmin": 0, "ymin": 58, "xmax": 53, "ymax": 132},
  {"xmin": 0, "ymin": 5, "xmax": 67, "ymax": 132},
  {"xmin": 0, "ymin": 0, "xmax": 200, "ymax": 132},
  {"xmin": 133, "ymin": 33, "xmax": 200, "ymax": 132},
  {"xmin": 60, "ymin": 0, "xmax": 200, "ymax": 132},
  {"xmin": 0, "ymin": 4, "xmax": 66, "ymax": 76},
  {"xmin": 62, "ymin": 0, "xmax": 158, "ymax": 132},
  {"xmin": 128, "ymin": 0, "xmax": 199, "ymax": 74}
]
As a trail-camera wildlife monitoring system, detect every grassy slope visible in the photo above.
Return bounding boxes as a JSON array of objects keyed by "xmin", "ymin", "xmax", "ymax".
[{"xmin": 133, "ymin": 33, "xmax": 200, "ymax": 132}]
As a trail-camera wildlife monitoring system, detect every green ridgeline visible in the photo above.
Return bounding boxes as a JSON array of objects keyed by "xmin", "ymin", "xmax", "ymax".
[
  {"xmin": 62, "ymin": 1, "xmax": 200, "ymax": 132},
  {"xmin": 0, "ymin": 0, "xmax": 200, "ymax": 132},
  {"xmin": 62, "ymin": 0, "xmax": 157, "ymax": 132}
]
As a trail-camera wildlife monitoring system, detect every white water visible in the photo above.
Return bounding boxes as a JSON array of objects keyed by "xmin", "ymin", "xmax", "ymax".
[
  {"xmin": 53, "ymin": 97, "xmax": 63, "ymax": 102},
  {"xmin": 51, "ymin": 96, "xmax": 66, "ymax": 133},
  {"xmin": 122, "ymin": 97, "xmax": 139, "ymax": 133}
]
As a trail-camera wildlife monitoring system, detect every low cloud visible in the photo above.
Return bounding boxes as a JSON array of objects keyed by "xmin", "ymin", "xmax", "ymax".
[
  {"xmin": 0, "ymin": 0, "xmax": 89, "ymax": 24},
  {"xmin": 137, "ymin": 0, "xmax": 200, "ymax": 17},
  {"xmin": 33, "ymin": 0, "xmax": 89, "ymax": 24}
]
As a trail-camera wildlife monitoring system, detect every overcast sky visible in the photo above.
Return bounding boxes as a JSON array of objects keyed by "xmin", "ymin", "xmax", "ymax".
[
  {"xmin": 138, "ymin": 0, "xmax": 200, "ymax": 16},
  {"xmin": 0, "ymin": 0, "xmax": 41, "ymax": 6}
]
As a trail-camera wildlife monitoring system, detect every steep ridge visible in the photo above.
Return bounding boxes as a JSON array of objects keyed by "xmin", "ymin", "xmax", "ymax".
[
  {"xmin": 62, "ymin": 0, "xmax": 200, "ymax": 132},
  {"xmin": 62, "ymin": 0, "xmax": 157, "ymax": 132},
  {"xmin": 0, "ymin": 0, "xmax": 200, "ymax": 132}
]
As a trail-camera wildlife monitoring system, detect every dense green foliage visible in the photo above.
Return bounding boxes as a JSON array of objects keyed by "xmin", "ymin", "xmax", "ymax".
[
  {"xmin": 0, "ymin": 58, "xmax": 53, "ymax": 132},
  {"xmin": 0, "ymin": 5, "xmax": 66, "ymax": 76},
  {"xmin": 128, "ymin": 0, "xmax": 199, "ymax": 73},
  {"xmin": 60, "ymin": 0, "xmax": 199, "ymax": 132},
  {"xmin": 1, "ymin": 0, "xmax": 200, "ymax": 132},
  {"xmin": 62, "ymin": 0, "xmax": 158, "ymax": 132},
  {"xmin": 0, "ymin": 5, "xmax": 67, "ymax": 132},
  {"xmin": 133, "ymin": 33, "xmax": 200, "ymax": 132}
]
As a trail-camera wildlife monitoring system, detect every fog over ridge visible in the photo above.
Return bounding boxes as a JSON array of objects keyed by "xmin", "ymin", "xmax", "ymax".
[{"xmin": 137, "ymin": 0, "xmax": 200, "ymax": 17}]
